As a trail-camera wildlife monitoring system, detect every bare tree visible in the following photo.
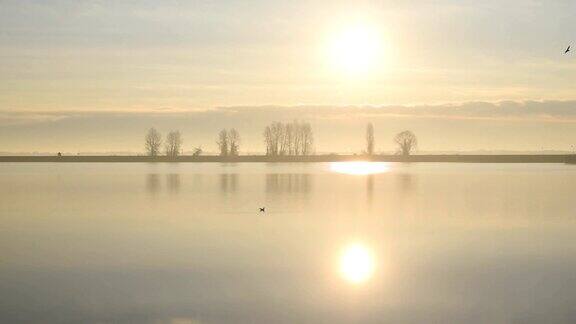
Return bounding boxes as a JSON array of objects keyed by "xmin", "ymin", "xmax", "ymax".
[
  {"xmin": 275, "ymin": 122, "xmax": 288, "ymax": 155},
  {"xmin": 264, "ymin": 126, "xmax": 273, "ymax": 156},
  {"xmin": 301, "ymin": 122, "xmax": 314, "ymax": 156},
  {"xmin": 285, "ymin": 123, "xmax": 295, "ymax": 155},
  {"xmin": 293, "ymin": 121, "xmax": 302, "ymax": 156},
  {"xmin": 264, "ymin": 121, "xmax": 314, "ymax": 156},
  {"xmin": 217, "ymin": 129, "xmax": 228, "ymax": 156},
  {"xmin": 269, "ymin": 122, "xmax": 284, "ymax": 156},
  {"xmin": 366, "ymin": 123, "xmax": 374, "ymax": 155},
  {"xmin": 145, "ymin": 128, "xmax": 162, "ymax": 157},
  {"xmin": 192, "ymin": 147, "xmax": 202, "ymax": 156},
  {"xmin": 228, "ymin": 129, "xmax": 240, "ymax": 156},
  {"xmin": 165, "ymin": 130, "xmax": 182, "ymax": 158},
  {"xmin": 264, "ymin": 122, "xmax": 282, "ymax": 156},
  {"xmin": 394, "ymin": 130, "xmax": 417, "ymax": 156}
]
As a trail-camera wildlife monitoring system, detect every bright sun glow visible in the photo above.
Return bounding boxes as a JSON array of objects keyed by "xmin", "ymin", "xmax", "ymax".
[
  {"xmin": 339, "ymin": 243, "xmax": 375, "ymax": 284},
  {"xmin": 330, "ymin": 162, "xmax": 390, "ymax": 175},
  {"xmin": 327, "ymin": 23, "xmax": 383, "ymax": 77}
]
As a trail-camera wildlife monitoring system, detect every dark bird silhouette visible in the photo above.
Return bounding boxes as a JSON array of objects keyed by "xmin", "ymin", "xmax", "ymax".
[
  {"xmin": 565, "ymin": 45, "xmax": 571, "ymax": 54},
  {"xmin": 259, "ymin": 207, "xmax": 266, "ymax": 213}
]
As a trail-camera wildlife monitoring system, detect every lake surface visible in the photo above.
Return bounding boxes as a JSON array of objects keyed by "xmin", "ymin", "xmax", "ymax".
[{"xmin": 1, "ymin": 162, "xmax": 576, "ymax": 324}]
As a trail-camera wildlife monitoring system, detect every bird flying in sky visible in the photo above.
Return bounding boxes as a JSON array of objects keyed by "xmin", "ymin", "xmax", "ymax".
[{"xmin": 565, "ymin": 45, "xmax": 571, "ymax": 54}]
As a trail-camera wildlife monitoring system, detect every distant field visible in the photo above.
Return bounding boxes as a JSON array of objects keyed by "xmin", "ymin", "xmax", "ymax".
[{"xmin": 0, "ymin": 154, "xmax": 574, "ymax": 163}]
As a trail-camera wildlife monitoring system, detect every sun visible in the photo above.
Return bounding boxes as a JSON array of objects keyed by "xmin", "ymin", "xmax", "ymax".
[
  {"xmin": 327, "ymin": 23, "xmax": 384, "ymax": 78},
  {"xmin": 339, "ymin": 243, "xmax": 376, "ymax": 284}
]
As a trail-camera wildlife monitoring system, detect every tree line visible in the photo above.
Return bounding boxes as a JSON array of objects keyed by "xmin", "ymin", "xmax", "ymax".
[
  {"xmin": 365, "ymin": 123, "xmax": 417, "ymax": 156},
  {"xmin": 394, "ymin": 130, "xmax": 418, "ymax": 156},
  {"xmin": 145, "ymin": 128, "xmax": 183, "ymax": 157},
  {"xmin": 144, "ymin": 122, "xmax": 417, "ymax": 157},
  {"xmin": 263, "ymin": 121, "xmax": 314, "ymax": 156},
  {"xmin": 216, "ymin": 129, "xmax": 240, "ymax": 156}
]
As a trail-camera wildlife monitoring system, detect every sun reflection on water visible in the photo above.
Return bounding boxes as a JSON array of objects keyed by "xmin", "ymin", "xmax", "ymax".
[
  {"xmin": 339, "ymin": 243, "xmax": 375, "ymax": 284},
  {"xmin": 330, "ymin": 162, "xmax": 390, "ymax": 175}
]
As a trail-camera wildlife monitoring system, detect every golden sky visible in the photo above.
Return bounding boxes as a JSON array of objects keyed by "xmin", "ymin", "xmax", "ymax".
[{"xmin": 1, "ymin": 0, "xmax": 575, "ymax": 152}]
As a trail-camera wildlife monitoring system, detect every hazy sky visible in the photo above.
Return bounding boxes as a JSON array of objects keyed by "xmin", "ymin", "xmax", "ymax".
[{"xmin": 1, "ymin": 0, "xmax": 575, "ymax": 153}]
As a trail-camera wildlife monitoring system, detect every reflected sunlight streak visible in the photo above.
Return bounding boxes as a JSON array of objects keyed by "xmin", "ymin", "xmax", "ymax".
[
  {"xmin": 330, "ymin": 162, "xmax": 390, "ymax": 175},
  {"xmin": 339, "ymin": 243, "xmax": 375, "ymax": 284}
]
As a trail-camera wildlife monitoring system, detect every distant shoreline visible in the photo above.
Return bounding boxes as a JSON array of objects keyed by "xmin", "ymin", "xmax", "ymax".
[{"xmin": 1, "ymin": 154, "xmax": 575, "ymax": 164}]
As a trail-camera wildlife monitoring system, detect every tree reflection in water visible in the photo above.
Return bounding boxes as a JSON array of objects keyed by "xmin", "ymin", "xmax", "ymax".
[{"xmin": 266, "ymin": 173, "xmax": 311, "ymax": 194}]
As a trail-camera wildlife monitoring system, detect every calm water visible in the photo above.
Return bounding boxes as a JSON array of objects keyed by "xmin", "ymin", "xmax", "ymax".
[{"xmin": 1, "ymin": 162, "xmax": 576, "ymax": 323}]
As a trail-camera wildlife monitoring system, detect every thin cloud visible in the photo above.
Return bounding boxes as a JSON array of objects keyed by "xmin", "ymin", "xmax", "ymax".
[{"xmin": 2, "ymin": 100, "xmax": 576, "ymax": 126}]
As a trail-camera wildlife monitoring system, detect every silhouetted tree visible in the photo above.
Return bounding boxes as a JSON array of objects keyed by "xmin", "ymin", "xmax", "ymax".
[
  {"xmin": 228, "ymin": 128, "xmax": 240, "ymax": 156},
  {"xmin": 145, "ymin": 128, "xmax": 162, "ymax": 157},
  {"xmin": 264, "ymin": 126, "xmax": 273, "ymax": 156},
  {"xmin": 300, "ymin": 122, "xmax": 313, "ymax": 155},
  {"xmin": 285, "ymin": 122, "xmax": 295, "ymax": 155},
  {"xmin": 165, "ymin": 130, "xmax": 182, "ymax": 158},
  {"xmin": 366, "ymin": 123, "xmax": 374, "ymax": 155},
  {"xmin": 192, "ymin": 147, "xmax": 202, "ymax": 156},
  {"xmin": 275, "ymin": 122, "xmax": 287, "ymax": 155},
  {"xmin": 217, "ymin": 129, "xmax": 229, "ymax": 156},
  {"xmin": 263, "ymin": 121, "xmax": 313, "ymax": 156},
  {"xmin": 394, "ymin": 130, "xmax": 417, "ymax": 156},
  {"xmin": 293, "ymin": 121, "xmax": 302, "ymax": 156},
  {"xmin": 264, "ymin": 122, "xmax": 283, "ymax": 156}
]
